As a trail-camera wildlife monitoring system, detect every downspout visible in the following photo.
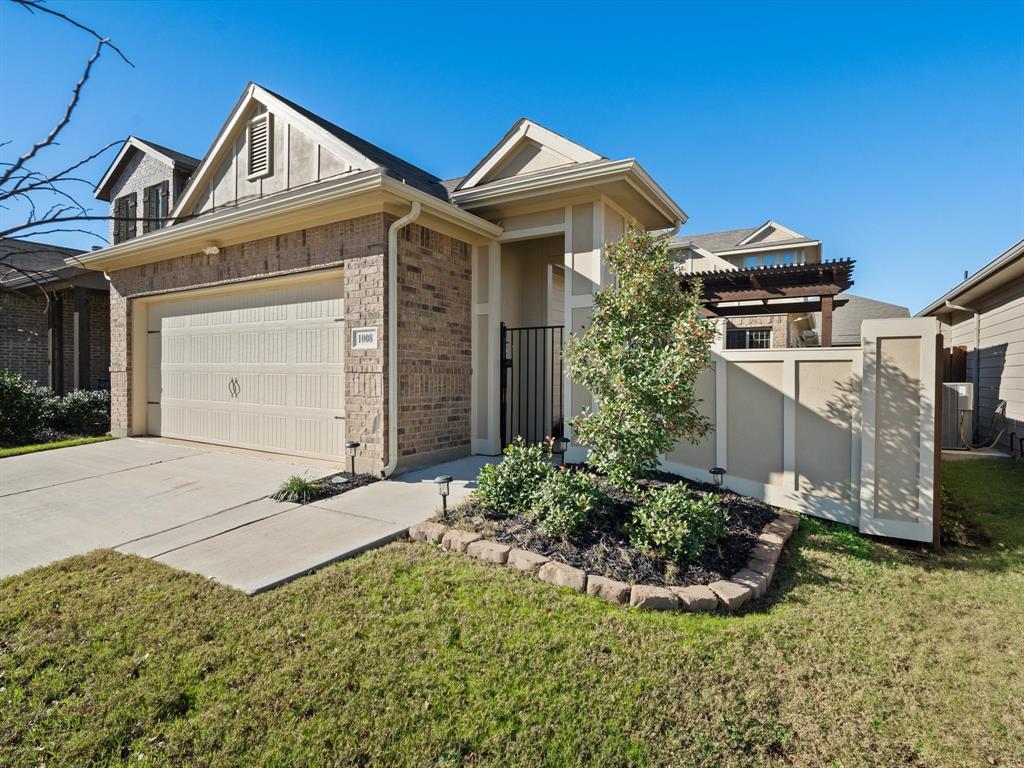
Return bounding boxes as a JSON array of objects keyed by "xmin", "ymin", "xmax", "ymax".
[
  {"xmin": 381, "ymin": 201, "xmax": 422, "ymax": 478},
  {"xmin": 945, "ymin": 299, "xmax": 981, "ymax": 441}
]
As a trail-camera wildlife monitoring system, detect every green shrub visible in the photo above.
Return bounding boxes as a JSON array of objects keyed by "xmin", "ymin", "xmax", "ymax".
[
  {"xmin": 564, "ymin": 226, "xmax": 716, "ymax": 490},
  {"xmin": 272, "ymin": 475, "xmax": 324, "ymax": 504},
  {"xmin": 528, "ymin": 468, "xmax": 604, "ymax": 537},
  {"xmin": 0, "ymin": 370, "xmax": 54, "ymax": 446},
  {"xmin": 45, "ymin": 389, "xmax": 110, "ymax": 436},
  {"xmin": 629, "ymin": 483, "xmax": 727, "ymax": 562},
  {"xmin": 474, "ymin": 437, "xmax": 552, "ymax": 515}
]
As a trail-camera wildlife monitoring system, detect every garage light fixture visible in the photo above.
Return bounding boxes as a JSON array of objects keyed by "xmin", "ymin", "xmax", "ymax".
[{"xmin": 203, "ymin": 245, "xmax": 220, "ymax": 256}]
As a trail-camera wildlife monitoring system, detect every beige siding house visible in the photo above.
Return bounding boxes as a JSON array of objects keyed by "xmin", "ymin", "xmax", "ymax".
[{"xmin": 918, "ymin": 237, "xmax": 1024, "ymax": 454}]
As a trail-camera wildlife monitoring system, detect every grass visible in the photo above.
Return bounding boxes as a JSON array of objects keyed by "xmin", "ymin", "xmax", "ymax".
[
  {"xmin": 0, "ymin": 434, "xmax": 115, "ymax": 458},
  {"xmin": 271, "ymin": 473, "xmax": 325, "ymax": 503},
  {"xmin": 1, "ymin": 460, "xmax": 1021, "ymax": 767}
]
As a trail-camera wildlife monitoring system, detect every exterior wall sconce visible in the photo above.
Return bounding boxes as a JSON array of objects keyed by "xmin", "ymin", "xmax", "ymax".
[
  {"xmin": 433, "ymin": 475, "xmax": 453, "ymax": 513},
  {"xmin": 345, "ymin": 441, "xmax": 360, "ymax": 477},
  {"xmin": 710, "ymin": 466, "xmax": 726, "ymax": 488}
]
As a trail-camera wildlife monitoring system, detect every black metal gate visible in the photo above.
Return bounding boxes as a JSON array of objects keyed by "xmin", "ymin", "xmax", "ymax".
[{"xmin": 500, "ymin": 323, "xmax": 565, "ymax": 448}]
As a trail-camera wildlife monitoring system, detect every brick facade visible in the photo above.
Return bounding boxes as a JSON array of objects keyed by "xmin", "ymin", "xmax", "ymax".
[
  {"xmin": 106, "ymin": 211, "xmax": 473, "ymax": 470},
  {"xmin": 0, "ymin": 291, "xmax": 48, "ymax": 384},
  {"xmin": 0, "ymin": 287, "xmax": 110, "ymax": 391},
  {"xmin": 395, "ymin": 219, "xmax": 473, "ymax": 461}
]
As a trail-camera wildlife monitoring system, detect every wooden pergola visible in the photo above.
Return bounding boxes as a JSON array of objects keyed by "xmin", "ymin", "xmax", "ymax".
[{"xmin": 681, "ymin": 259, "xmax": 855, "ymax": 347}]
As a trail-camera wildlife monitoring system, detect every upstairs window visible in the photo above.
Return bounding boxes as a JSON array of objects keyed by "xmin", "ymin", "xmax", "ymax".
[
  {"xmin": 113, "ymin": 192, "xmax": 137, "ymax": 244},
  {"xmin": 726, "ymin": 327, "xmax": 772, "ymax": 349},
  {"xmin": 142, "ymin": 180, "xmax": 170, "ymax": 233},
  {"xmin": 735, "ymin": 250, "xmax": 805, "ymax": 269},
  {"xmin": 246, "ymin": 113, "xmax": 273, "ymax": 179}
]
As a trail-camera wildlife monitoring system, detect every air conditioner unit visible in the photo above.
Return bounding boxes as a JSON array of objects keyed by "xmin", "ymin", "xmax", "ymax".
[{"xmin": 941, "ymin": 382, "xmax": 974, "ymax": 449}]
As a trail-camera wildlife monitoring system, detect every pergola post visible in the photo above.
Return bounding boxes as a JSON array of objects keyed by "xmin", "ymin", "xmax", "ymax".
[{"xmin": 820, "ymin": 294, "xmax": 834, "ymax": 347}]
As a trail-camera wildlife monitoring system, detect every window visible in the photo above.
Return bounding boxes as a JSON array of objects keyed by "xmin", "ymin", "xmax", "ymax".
[
  {"xmin": 726, "ymin": 327, "xmax": 772, "ymax": 349},
  {"xmin": 733, "ymin": 250, "xmax": 806, "ymax": 269},
  {"xmin": 142, "ymin": 180, "xmax": 170, "ymax": 233},
  {"xmin": 246, "ymin": 112, "xmax": 273, "ymax": 179},
  {"xmin": 113, "ymin": 192, "xmax": 137, "ymax": 244}
]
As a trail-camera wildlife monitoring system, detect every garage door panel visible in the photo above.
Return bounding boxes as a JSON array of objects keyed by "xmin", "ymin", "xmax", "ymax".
[{"xmin": 149, "ymin": 277, "xmax": 346, "ymax": 461}]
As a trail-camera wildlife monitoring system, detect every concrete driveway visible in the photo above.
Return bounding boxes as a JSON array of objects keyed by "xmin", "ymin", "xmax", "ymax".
[{"xmin": 1, "ymin": 438, "xmax": 487, "ymax": 593}]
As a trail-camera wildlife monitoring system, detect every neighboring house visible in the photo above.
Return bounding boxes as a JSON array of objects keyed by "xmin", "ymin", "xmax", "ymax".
[
  {"xmin": 917, "ymin": 237, "xmax": 1024, "ymax": 453},
  {"xmin": 76, "ymin": 82, "xmax": 684, "ymax": 469},
  {"xmin": 94, "ymin": 137, "xmax": 200, "ymax": 244},
  {"xmin": 0, "ymin": 237, "xmax": 110, "ymax": 392},
  {"xmin": 816, "ymin": 294, "xmax": 910, "ymax": 346},
  {"xmin": 672, "ymin": 222, "xmax": 908, "ymax": 350},
  {"xmin": 672, "ymin": 221, "xmax": 834, "ymax": 348}
]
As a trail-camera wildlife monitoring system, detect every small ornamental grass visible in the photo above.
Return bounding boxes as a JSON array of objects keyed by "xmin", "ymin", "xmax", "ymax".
[
  {"xmin": 629, "ymin": 483, "xmax": 727, "ymax": 563},
  {"xmin": 272, "ymin": 474, "xmax": 325, "ymax": 504},
  {"xmin": 475, "ymin": 437, "xmax": 552, "ymax": 515},
  {"xmin": 528, "ymin": 468, "xmax": 604, "ymax": 537}
]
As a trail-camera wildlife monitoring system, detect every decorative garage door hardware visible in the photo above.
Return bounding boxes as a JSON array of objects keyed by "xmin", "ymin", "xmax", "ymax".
[
  {"xmin": 227, "ymin": 378, "xmax": 241, "ymax": 398},
  {"xmin": 407, "ymin": 512, "xmax": 800, "ymax": 612}
]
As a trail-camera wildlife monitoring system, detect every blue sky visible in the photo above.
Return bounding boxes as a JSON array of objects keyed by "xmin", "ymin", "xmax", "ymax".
[{"xmin": 1, "ymin": 0, "xmax": 1021, "ymax": 312}]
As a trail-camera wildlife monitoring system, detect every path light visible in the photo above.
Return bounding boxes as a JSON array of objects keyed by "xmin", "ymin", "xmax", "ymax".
[
  {"xmin": 345, "ymin": 441, "xmax": 360, "ymax": 477},
  {"xmin": 433, "ymin": 475, "xmax": 453, "ymax": 513},
  {"xmin": 710, "ymin": 466, "xmax": 726, "ymax": 488},
  {"xmin": 553, "ymin": 437, "xmax": 570, "ymax": 467}
]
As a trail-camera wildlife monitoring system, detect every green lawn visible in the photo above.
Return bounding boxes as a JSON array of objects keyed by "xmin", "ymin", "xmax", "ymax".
[
  {"xmin": 1, "ymin": 461, "xmax": 1021, "ymax": 767},
  {"xmin": 0, "ymin": 435, "xmax": 115, "ymax": 458}
]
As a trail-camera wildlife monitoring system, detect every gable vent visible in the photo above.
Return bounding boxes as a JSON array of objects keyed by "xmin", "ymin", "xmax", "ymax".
[{"xmin": 247, "ymin": 113, "xmax": 273, "ymax": 179}]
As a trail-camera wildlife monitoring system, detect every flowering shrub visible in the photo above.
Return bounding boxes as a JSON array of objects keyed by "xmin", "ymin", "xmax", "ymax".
[
  {"xmin": 475, "ymin": 437, "xmax": 552, "ymax": 515},
  {"xmin": 564, "ymin": 225, "xmax": 715, "ymax": 490},
  {"xmin": 629, "ymin": 483, "xmax": 726, "ymax": 562},
  {"xmin": 528, "ymin": 469, "xmax": 604, "ymax": 537}
]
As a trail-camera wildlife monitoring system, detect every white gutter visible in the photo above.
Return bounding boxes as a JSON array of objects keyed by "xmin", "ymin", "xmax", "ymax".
[{"xmin": 382, "ymin": 201, "xmax": 422, "ymax": 478}]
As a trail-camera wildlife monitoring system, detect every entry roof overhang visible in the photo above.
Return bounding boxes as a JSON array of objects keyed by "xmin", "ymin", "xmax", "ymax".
[
  {"xmin": 450, "ymin": 159, "xmax": 687, "ymax": 230},
  {"xmin": 681, "ymin": 259, "xmax": 855, "ymax": 317},
  {"xmin": 70, "ymin": 170, "xmax": 504, "ymax": 272}
]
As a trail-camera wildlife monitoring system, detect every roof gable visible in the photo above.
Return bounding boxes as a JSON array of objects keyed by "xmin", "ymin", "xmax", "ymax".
[
  {"xmin": 737, "ymin": 219, "xmax": 805, "ymax": 246},
  {"xmin": 95, "ymin": 137, "xmax": 199, "ymax": 202},
  {"xmin": 457, "ymin": 118, "xmax": 602, "ymax": 191},
  {"xmin": 170, "ymin": 83, "xmax": 445, "ymax": 222}
]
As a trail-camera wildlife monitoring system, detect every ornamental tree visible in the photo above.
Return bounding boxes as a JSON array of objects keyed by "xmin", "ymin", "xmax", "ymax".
[{"xmin": 564, "ymin": 225, "xmax": 716, "ymax": 489}]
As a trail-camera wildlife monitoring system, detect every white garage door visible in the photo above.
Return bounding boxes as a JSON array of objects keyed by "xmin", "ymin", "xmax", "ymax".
[{"xmin": 146, "ymin": 279, "xmax": 346, "ymax": 461}]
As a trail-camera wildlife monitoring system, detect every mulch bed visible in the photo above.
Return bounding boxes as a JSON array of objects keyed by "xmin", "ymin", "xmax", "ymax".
[
  {"xmin": 274, "ymin": 472, "xmax": 378, "ymax": 504},
  {"xmin": 438, "ymin": 468, "xmax": 781, "ymax": 587}
]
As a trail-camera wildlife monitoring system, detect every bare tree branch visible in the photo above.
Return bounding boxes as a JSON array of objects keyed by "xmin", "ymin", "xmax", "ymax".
[
  {"xmin": 11, "ymin": 0, "xmax": 133, "ymax": 65},
  {"xmin": 0, "ymin": 38, "xmax": 106, "ymax": 189}
]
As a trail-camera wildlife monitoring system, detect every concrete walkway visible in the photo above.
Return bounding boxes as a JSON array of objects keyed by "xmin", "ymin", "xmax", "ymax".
[{"xmin": 1, "ymin": 438, "xmax": 489, "ymax": 593}]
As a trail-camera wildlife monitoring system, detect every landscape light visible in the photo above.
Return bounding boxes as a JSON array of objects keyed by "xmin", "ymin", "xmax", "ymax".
[
  {"xmin": 433, "ymin": 475, "xmax": 453, "ymax": 513},
  {"xmin": 345, "ymin": 441, "xmax": 361, "ymax": 477}
]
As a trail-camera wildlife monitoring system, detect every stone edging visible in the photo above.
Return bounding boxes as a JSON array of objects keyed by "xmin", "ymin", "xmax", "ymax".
[{"xmin": 407, "ymin": 513, "xmax": 800, "ymax": 612}]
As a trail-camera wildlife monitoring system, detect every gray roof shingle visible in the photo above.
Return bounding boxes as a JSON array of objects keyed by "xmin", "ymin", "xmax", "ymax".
[
  {"xmin": 819, "ymin": 293, "xmax": 910, "ymax": 345},
  {"xmin": 262, "ymin": 86, "xmax": 449, "ymax": 201}
]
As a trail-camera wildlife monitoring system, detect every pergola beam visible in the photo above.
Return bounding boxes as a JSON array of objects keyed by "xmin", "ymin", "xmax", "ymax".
[{"xmin": 702, "ymin": 297, "xmax": 849, "ymax": 317}]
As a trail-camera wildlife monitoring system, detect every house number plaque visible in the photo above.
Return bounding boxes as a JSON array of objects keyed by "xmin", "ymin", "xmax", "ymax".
[{"xmin": 351, "ymin": 327, "xmax": 378, "ymax": 350}]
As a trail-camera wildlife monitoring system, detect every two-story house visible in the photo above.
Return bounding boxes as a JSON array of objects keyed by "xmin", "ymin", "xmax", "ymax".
[{"xmin": 672, "ymin": 221, "xmax": 907, "ymax": 348}]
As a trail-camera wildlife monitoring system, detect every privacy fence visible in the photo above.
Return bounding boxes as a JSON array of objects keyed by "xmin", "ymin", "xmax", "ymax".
[{"xmin": 662, "ymin": 318, "xmax": 942, "ymax": 543}]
